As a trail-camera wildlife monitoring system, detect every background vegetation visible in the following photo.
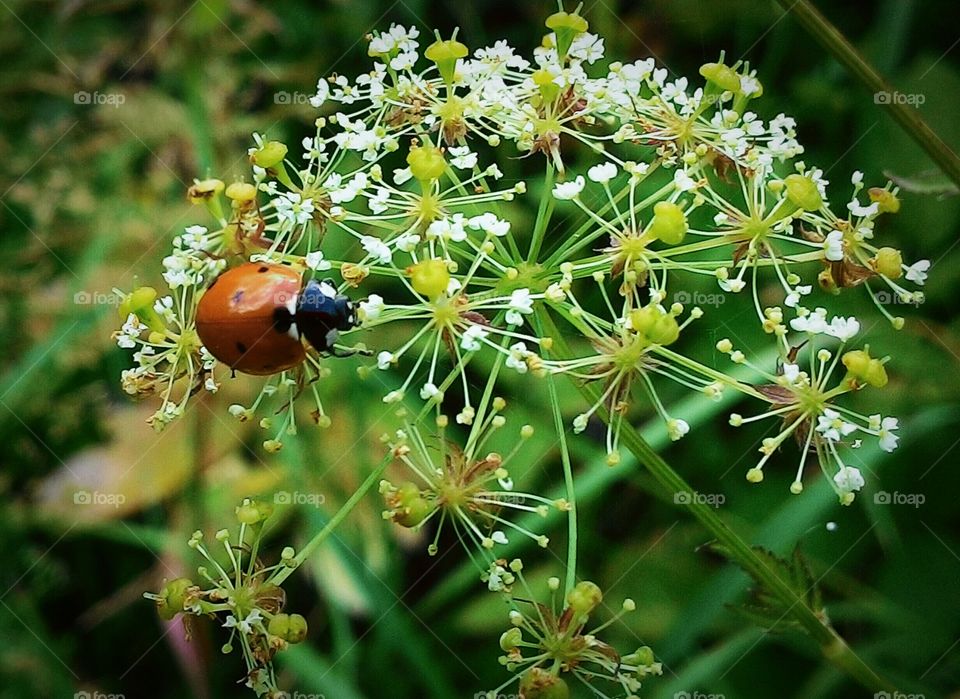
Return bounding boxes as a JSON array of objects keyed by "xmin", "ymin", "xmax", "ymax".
[{"xmin": 1, "ymin": 1, "xmax": 958, "ymax": 697}]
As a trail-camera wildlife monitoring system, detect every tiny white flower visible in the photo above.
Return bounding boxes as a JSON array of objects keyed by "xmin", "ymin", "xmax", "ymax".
[
  {"xmin": 376, "ymin": 351, "xmax": 394, "ymax": 370},
  {"xmin": 305, "ymin": 251, "xmax": 331, "ymax": 271},
  {"xmin": 904, "ymin": 259, "xmax": 930, "ymax": 285},
  {"xmin": 572, "ymin": 414, "xmax": 589, "ymax": 433},
  {"xmin": 447, "ymin": 146, "xmax": 478, "ymax": 169},
  {"xmin": 667, "ymin": 418, "xmax": 689, "ymax": 441},
  {"xmin": 826, "ymin": 316, "xmax": 860, "ymax": 341},
  {"xmin": 824, "ymin": 230, "xmax": 845, "ymax": 261},
  {"xmin": 816, "ymin": 408, "xmax": 857, "ymax": 442},
  {"xmin": 790, "ymin": 307, "xmax": 830, "ymax": 335},
  {"xmin": 587, "ymin": 162, "xmax": 617, "ymax": 184},
  {"xmin": 505, "ymin": 288, "xmax": 534, "ymax": 326},
  {"xmin": 878, "ymin": 416, "xmax": 900, "ymax": 452},
  {"xmin": 460, "ymin": 324, "xmax": 489, "ymax": 352},
  {"xmin": 784, "ymin": 285, "xmax": 812, "ymax": 308},
  {"xmin": 782, "ymin": 363, "xmax": 801, "ymax": 384},
  {"xmin": 833, "ymin": 466, "xmax": 865, "ymax": 493},
  {"xmin": 419, "ymin": 382, "xmax": 441, "ymax": 400},
  {"xmin": 673, "ymin": 169, "xmax": 697, "ymax": 192},
  {"xmin": 506, "ymin": 342, "xmax": 530, "ymax": 373},
  {"xmin": 552, "ymin": 176, "xmax": 585, "ymax": 200},
  {"xmin": 361, "ymin": 235, "xmax": 392, "ymax": 264},
  {"xmin": 359, "ymin": 294, "xmax": 384, "ymax": 321}
]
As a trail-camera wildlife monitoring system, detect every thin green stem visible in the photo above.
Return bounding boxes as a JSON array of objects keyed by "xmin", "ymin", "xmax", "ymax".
[
  {"xmin": 538, "ymin": 309, "xmax": 894, "ymax": 694},
  {"xmin": 273, "ymin": 455, "xmax": 390, "ymax": 585},
  {"xmin": 777, "ymin": 0, "xmax": 960, "ymax": 189},
  {"xmin": 540, "ymin": 330, "xmax": 579, "ymax": 595},
  {"xmin": 527, "ymin": 162, "xmax": 557, "ymax": 263}
]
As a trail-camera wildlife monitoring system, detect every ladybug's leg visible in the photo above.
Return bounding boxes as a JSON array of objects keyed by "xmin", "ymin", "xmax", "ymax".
[{"xmin": 329, "ymin": 343, "xmax": 373, "ymax": 358}]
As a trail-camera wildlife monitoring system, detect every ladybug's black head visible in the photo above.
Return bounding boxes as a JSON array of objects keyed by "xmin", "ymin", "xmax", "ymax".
[{"xmin": 295, "ymin": 279, "xmax": 359, "ymax": 354}]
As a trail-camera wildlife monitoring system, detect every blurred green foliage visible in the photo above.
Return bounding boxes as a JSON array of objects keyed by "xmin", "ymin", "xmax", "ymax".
[{"xmin": 0, "ymin": 1, "xmax": 958, "ymax": 698}]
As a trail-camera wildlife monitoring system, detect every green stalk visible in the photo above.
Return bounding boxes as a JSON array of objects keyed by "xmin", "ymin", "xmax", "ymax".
[
  {"xmin": 527, "ymin": 161, "xmax": 557, "ymax": 263},
  {"xmin": 538, "ymin": 309, "xmax": 894, "ymax": 694},
  {"xmin": 272, "ymin": 456, "xmax": 390, "ymax": 585},
  {"xmin": 547, "ymin": 370, "xmax": 578, "ymax": 596},
  {"xmin": 776, "ymin": 0, "xmax": 960, "ymax": 189}
]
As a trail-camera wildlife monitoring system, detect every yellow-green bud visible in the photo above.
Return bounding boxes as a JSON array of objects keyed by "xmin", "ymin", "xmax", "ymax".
[
  {"xmin": 784, "ymin": 174, "xmax": 823, "ymax": 212},
  {"xmin": 532, "ymin": 68, "xmax": 561, "ymax": 104},
  {"xmin": 119, "ymin": 286, "xmax": 166, "ymax": 334},
  {"xmin": 872, "ymin": 247, "xmax": 903, "ymax": 279},
  {"xmin": 225, "ymin": 182, "xmax": 257, "ymax": 203},
  {"xmin": 408, "ymin": 258, "xmax": 450, "ymax": 299},
  {"xmin": 407, "ymin": 145, "xmax": 446, "ymax": 182},
  {"xmin": 187, "ymin": 178, "xmax": 224, "ymax": 204},
  {"xmin": 629, "ymin": 305, "xmax": 680, "ymax": 346},
  {"xmin": 545, "ymin": 10, "xmax": 588, "ymax": 59},
  {"xmin": 425, "ymin": 34, "xmax": 468, "ymax": 85},
  {"xmin": 622, "ymin": 645, "xmax": 656, "ymax": 668},
  {"xmin": 235, "ymin": 499, "xmax": 274, "ymax": 526},
  {"xmin": 392, "ymin": 482, "xmax": 432, "ymax": 527},
  {"xmin": 869, "ymin": 187, "xmax": 901, "ymax": 213},
  {"xmin": 519, "ymin": 668, "xmax": 570, "ymax": 699},
  {"xmin": 499, "ymin": 627, "xmax": 522, "ymax": 651},
  {"xmin": 268, "ymin": 613, "xmax": 308, "ymax": 643},
  {"xmin": 250, "ymin": 141, "xmax": 288, "ymax": 169},
  {"xmin": 647, "ymin": 201, "xmax": 687, "ymax": 245},
  {"xmin": 699, "ymin": 62, "xmax": 740, "ymax": 93},
  {"xmin": 842, "ymin": 349, "xmax": 888, "ymax": 388},
  {"xmin": 156, "ymin": 578, "xmax": 193, "ymax": 621},
  {"xmin": 566, "ymin": 580, "xmax": 602, "ymax": 618}
]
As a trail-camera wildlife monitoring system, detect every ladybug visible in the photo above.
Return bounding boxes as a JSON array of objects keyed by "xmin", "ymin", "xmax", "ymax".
[{"xmin": 196, "ymin": 262, "xmax": 358, "ymax": 375}]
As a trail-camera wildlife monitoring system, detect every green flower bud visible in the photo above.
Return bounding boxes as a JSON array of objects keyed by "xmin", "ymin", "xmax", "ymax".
[
  {"xmin": 408, "ymin": 259, "xmax": 450, "ymax": 299},
  {"xmin": 842, "ymin": 348, "xmax": 888, "ymax": 388},
  {"xmin": 629, "ymin": 305, "xmax": 680, "ymax": 346},
  {"xmin": 119, "ymin": 286, "xmax": 166, "ymax": 334},
  {"xmin": 250, "ymin": 141, "xmax": 288, "ymax": 169},
  {"xmin": 235, "ymin": 499, "xmax": 274, "ymax": 526},
  {"xmin": 407, "ymin": 145, "xmax": 446, "ymax": 182},
  {"xmin": 225, "ymin": 182, "xmax": 257, "ymax": 203},
  {"xmin": 532, "ymin": 68, "xmax": 561, "ymax": 104},
  {"xmin": 699, "ymin": 62, "xmax": 740, "ymax": 93},
  {"xmin": 187, "ymin": 178, "xmax": 224, "ymax": 204},
  {"xmin": 499, "ymin": 627, "xmax": 522, "ymax": 651},
  {"xmin": 425, "ymin": 33, "xmax": 468, "ymax": 86},
  {"xmin": 869, "ymin": 187, "xmax": 901, "ymax": 214},
  {"xmin": 566, "ymin": 580, "xmax": 602, "ymax": 618},
  {"xmin": 647, "ymin": 201, "xmax": 687, "ymax": 245},
  {"xmin": 156, "ymin": 578, "xmax": 193, "ymax": 621},
  {"xmin": 268, "ymin": 613, "xmax": 308, "ymax": 643},
  {"xmin": 872, "ymin": 247, "xmax": 903, "ymax": 279},
  {"xmin": 622, "ymin": 645, "xmax": 656, "ymax": 667},
  {"xmin": 519, "ymin": 667, "xmax": 570, "ymax": 699},
  {"xmin": 391, "ymin": 481, "xmax": 432, "ymax": 527},
  {"xmin": 545, "ymin": 9, "xmax": 588, "ymax": 60},
  {"xmin": 784, "ymin": 174, "xmax": 823, "ymax": 212}
]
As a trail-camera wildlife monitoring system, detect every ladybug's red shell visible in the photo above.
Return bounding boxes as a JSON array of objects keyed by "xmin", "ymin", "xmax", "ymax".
[{"xmin": 196, "ymin": 262, "xmax": 305, "ymax": 375}]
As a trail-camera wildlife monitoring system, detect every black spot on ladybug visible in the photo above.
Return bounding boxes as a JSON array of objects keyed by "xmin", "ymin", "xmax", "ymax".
[
  {"xmin": 236, "ymin": 341, "xmax": 248, "ymax": 353},
  {"xmin": 258, "ymin": 266, "xmax": 269, "ymax": 273},
  {"xmin": 231, "ymin": 289, "xmax": 244, "ymax": 305}
]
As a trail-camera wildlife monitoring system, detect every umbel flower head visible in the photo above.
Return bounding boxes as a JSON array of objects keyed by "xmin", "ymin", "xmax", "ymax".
[
  {"xmin": 145, "ymin": 500, "xmax": 307, "ymax": 697},
  {"xmin": 380, "ymin": 401, "xmax": 565, "ymax": 561},
  {"xmin": 484, "ymin": 560, "xmax": 661, "ymax": 699}
]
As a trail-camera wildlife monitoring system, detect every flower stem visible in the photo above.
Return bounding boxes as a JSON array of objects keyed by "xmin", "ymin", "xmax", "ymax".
[
  {"xmin": 273, "ymin": 455, "xmax": 390, "ymax": 585},
  {"xmin": 538, "ymin": 309, "xmax": 894, "ymax": 694},
  {"xmin": 776, "ymin": 0, "xmax": 960, "ymax": 189},
  {"xmin": 547, "ymin": 365, "xmax": 579, "ymax": 596},
  {"xmin": 527, "ymin": 161, "xmax": 557, "ymax": 263}
]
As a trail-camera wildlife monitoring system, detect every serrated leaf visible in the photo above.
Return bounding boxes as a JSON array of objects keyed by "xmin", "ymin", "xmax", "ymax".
[{"xmin": 711, "ymin": 543, "xmax": 826, "ymax": 636}]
